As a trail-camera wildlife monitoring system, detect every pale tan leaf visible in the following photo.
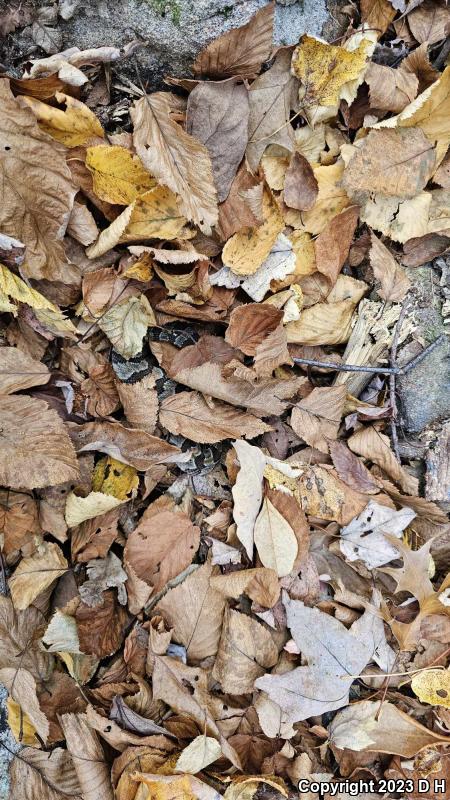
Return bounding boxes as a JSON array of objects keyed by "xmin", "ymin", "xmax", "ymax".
[
  {"xmin": 67, "ymin": 200, "xmax": 99, "ymax": 246},
  {"xmin": 124, "ymin": 509, "xmax": 200, "ymax": 594},
  {"xmin": 65, "ymin": 491, "xmax": 122, "ymax": 528},
  {"xmin": 254, "ymin": 498, "xmax": 298, "ymax": 577},
  {"xmin": 0, "ymin": 81, "xmax": 76, "ymax": 281},
  {"xmin": 0, "ymin": 596, "xmax": 53, "ymax": 679},
  {"xmin": 232, "ymin": 440, "xmax": 267, "ymax": 559},
  {"xmin": 297, "ymin": 465, "xmax": 368, "ymax": 525},
  {"xmin": 0, "ymin": 347, "xmax": 50, "ymax": 394},
  {"xmin": 159, "ymin": 391, "xmax": 271, "ymax": 443},
  {"xmin": 97, "ymin": 294, "xmax": 156, "ymax": 359},
  {"xmin": 0, "ymin": 667, "xmax": 49, "ymax": 742},
  {"xmin": 369, "ymin": 232, "xmax": 411, "ymax": 301},
  {"xmin": 59, "ymin": 713, "xmax": 114, "ymax": 800},
  {"xmin": 381, "ymin": 538, "xmax": 435, "ymax": 605},
  {"xmin": 116, "ymin": 374, "xmax": 158, "ymax": 435},
  {"xmin": 340, "ymin": 501, "xmax": 416, "ymax": 569},
  {"xmin": 9, "ymin": 746, "xmax": 82, "ymax": 800},
  {"xmin": 291, "ymin": 386, "xmax": 347, "ymax": 453},
  {"xmin": 211, "ymin": 567, "xmax": 280, "ymax": 608},
  {"xmin": 192, "ymin": 3, "xmax": 274, "ymax": 79},
  {"xmin": 156, "ymin": 560, "xmax": 226, "ymax": 662},
  {"xmin": 212, "ymin": 607, "xmax": 278, "ymax": 694},
  {"xmin": 131, "ymin": 92, "xmax": 218, "ymax": 232},
  {"xmin": 408, "ymin": 0, "xmax": 450, "ymax": 46},
  {"xmin": 283, "ymin": 152, "xmax": 318, "ymax": 212},
  {"xmin": 222, "ymin": 190, "xmax": 284, "ymax": 276},
  {"xmin": 360, "ymin": 0, "xmax": 396, "ymax": 37},
  {"xmin": 69, "ymin": 419, "xmax": 185, "ymax": 469},
  {"xmin": 175, "ymin": 735, "xmax": 222, "ymax": 774},
  {"xmin": 8, "ymin": 540, "xmax": 67, "ymax": 610},
  {"xmin": 365, "ymin": 62, "xmax": 418, "ymax": 113},
  {"xmin": 348, "ymin": 426, "xmax": 419, "ymax": 495}
]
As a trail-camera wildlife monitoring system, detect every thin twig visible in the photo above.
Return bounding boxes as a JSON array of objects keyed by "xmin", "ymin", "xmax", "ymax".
[
  {"xmin": 292, "ymin": 334, "xmax": 447, "ymax": 376},
  {"xmin": 389, "ymin": 299, "xmax": 410, "ymax": 460}
]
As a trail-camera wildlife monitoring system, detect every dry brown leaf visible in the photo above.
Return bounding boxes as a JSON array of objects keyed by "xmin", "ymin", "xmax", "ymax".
[
  {"xmin": 0, "ymin": 666, "xmax": 49, "ymax": 742},
  {"xmin": 0, "ymin": 346, "xmax": 50, "ymax": 394},
  {"xmin": 217, "ymin": 164, "xmax": 263, "ymax": 240},
  {"xmin": 225, "ymin": 303, "xmax": 283, "ymax": 355},
  {"xmin": 0, "ymin": 596, "xmax": 53, "ymax": 679},
  {"xmin": 0, "ymin": 489, "xmax": 40, "ymax": 562},
  {"xmin": 192, "ymin": 3, "xmax": 274, "ymax": 79},
  {"xmin": 124, "ymin": 509, "xmax": 200, "ymax": 594},
  {"xmin": 75, "ymin": 589, "xmax": 129, "ymax": 659},
  {"xmin": 212, "ymin": 607, "xmax": 278, "ymax": 694},
  {"xmin": 69, "ymin": 419, "xmax": 185, "ymax": 469},
  {"xmin": 186, "ymin": 80, "xmax": 249, "ymax": 202},
  {"xmin": 343, "ymin": 128, "xmax": 436, "ymax": 200},
  {"xmin": 348, "ymin": 426, "xmax": 419, "ymax": 495},
  {"xmin": 297, "ymin": 465, "xmax": 368, "ymax": 524},
  {"xmin": 401, "ymin": 43, "xmax": 440, "ymax": 94},
  {"xmin": 360, "ymin": 0, "xmax": 396, "ymax": 37},
  {"xmin": 246, "ymin": 49, "xmax": 297, "ymax": 172},
  {"xmin": 156, "ymin": 560, "xmax": 226, "ymax": 662},
  {"xmin": 159, "ymin": 391, "xmax": 271, "ymax": 443},
  {"xmin": 222, "ymin": 190, "xmax": 284, "ymax": 276},
  {"xmin": 211, "ymin": 567, "xmax": 280, "ymax": 608},
  {"xmin": 60, "ymin": 713, "xmax": 114, "ymax": 800},
  {"xmin": 365, "ymin": 62, "xmax": 418, "ymax": 113},
  {"xmin": 369, "ymin": 232, "xmax": 411, "ymax": 301},
  {"xmin": 131, "ymin": 92, "xmax": 218, "ymax": 232},
  {"xmin": 8, "ymin": 540, "xmax": 68, "ymax": 610},
  {"xmin": 253, "ymin": 322, "xmax": 293, "ymax": 375},
  {"xmin": 0, "ymin": 82, "xmax": 76, "ymax": 282},
  {"xmin": 408, "ymin": 0, "xmax": 450, "ymax": 46},
  {"xmin": 115, "ymin": 374, "xmax": 159, "ymax": 435},
  {"xmin": 314, "ymin": 206, "xmax": 360, "ymax": 286},
  {"xmin": 286, "ymin": 161, "xmax": 351, "ymax": 235},
  {"xmin": 290, "ymin": 385, "xmax": 347, "ymax": 454},
  {"xmin": 329, "ymin": 440, "xmax": 381, "ymax": 494},
  {"xmin": 283, "ymin": 152, "xmax": 318, "ymax": 212},
  {"xmin": 9, "ymin": 746, "xmax": 82, "ymax": 800},
  {"xmin": 81, "ymin": 363, "xmax": 120, "ymax": 417}
]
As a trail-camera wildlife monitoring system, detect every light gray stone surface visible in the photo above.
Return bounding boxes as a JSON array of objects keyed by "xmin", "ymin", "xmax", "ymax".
[{"xmin": 0, "ymin": 684, "xmax": 19, "ymax": 800}]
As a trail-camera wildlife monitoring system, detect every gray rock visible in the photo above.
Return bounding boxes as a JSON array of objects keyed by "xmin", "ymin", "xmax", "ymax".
[
  {"xmin": 0, "ymin": 0, "xmax": 346, "ymax": 85},
  {"xmin": 0, "ymin": 684, "xmax": 19, "ymax": 800},
  {"xmin": 398, "ymin": 263, "xmax": 450, "ymax": 434}
]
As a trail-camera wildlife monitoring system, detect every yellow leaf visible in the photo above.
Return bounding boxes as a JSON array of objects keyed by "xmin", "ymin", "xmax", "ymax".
[
  {"xmin": 0, "ymin": 263, "xmax": 77, "ymax": 334},
  {"xmin": 22, "ymin": 92, "xmax": 104, "ymax": 147},
  {"xmin": 175, "ymin": 735, "xmax": 222, "ymax": 773},
  {"xmin": 6, "ymin": 699, "xmax": 39, "ymax": 746},
  {"xmin": 285, "ymin": 162, "xmax": 351, "ymax": 235},
  {"xmin": 123, "ymin": 252, "xmax": 153, "ymax": 282},
  {"xmin": 86, "ymin": 144, "xmax": 156, "ymax": 204},
  {"xmin": 92, "ymin": 456, "xmax": 139, "ymax": 501},
  {"xmin": 411, "ymin": 668, "xmax": 450, "ymax": 708},
  {"xmin": 87, "ymin": 186, "xmax": 189, "ymax": 259},
  {"xmin": 254, "ymin": 497, "xmax": 298, "ymax": 577},
  {"xmin": 292, "ymin": 34, "xmax": 372, "ymax": 122},
  {"xmin": 65, "ymin": 491, "xmax": 123, "ymax": 528},
  {"xmin": 222, "ymin": 189, "xmax": 283, "ymax": 276}
]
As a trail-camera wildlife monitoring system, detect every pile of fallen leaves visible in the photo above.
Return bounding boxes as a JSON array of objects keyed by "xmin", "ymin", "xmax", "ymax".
[{"xmin": 0, "ymin": 1, "xmax": 450, "ymax": 798}]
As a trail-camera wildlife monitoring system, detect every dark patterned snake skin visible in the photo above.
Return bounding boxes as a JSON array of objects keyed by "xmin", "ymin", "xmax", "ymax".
[{"xmin": 111, "ymin": 323, "xmax": 222, "ymax": 475}]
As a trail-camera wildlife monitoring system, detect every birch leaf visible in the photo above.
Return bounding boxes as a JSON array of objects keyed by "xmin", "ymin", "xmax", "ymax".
[{"xmin": 9, "ymin": 541, "xmax": 68, "ymax": 610}]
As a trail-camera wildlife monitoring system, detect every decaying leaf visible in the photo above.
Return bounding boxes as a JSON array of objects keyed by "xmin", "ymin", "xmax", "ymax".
[
  {"xmin": 369, "ymin": 232, "xmax": 411, "ymax": 301},
  {"xmin": 411, "ymin": 668, "xmax": 450, "ymax": 708},
  {"xmin": 290, "ymin": 386, "xmax": 347, "ymax": 453},
  {"xmin": 340, "ymin": 501, "xmax": 416, "ymax": 569}
]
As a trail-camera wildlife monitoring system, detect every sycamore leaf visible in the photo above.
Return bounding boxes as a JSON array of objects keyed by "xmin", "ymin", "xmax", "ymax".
[
  {"xmin": 87, "ymin": 186, "xmax": 188, "ymax": 258},
  {"xmin": 97, "ymin": 294, "xmax": 156, "ymax": 359},
  {"xmin": 340, "ymin": 501, "xmax": 416, "ymax": 569},
  {"xmin": 159, "ymin": 391, "xmax": 271, "ymax": 443},
  {"xmin": 0, "ymin": 81, "xmax": 77, "ymax": 281},
  {"xmin": 9, "ymin": 540, "xmax": 67, "ymax": 610},
  {"xmin": 254, "ymin": 498, "xmax": 298, "ymax": 577},
  {"xmin": 192, "ymin": 3, "xmax": 274, "ymax": 79},
  {"xmin": 348, "ymin": 425, "xmax": 419, "ymax": 495},
  {"xmin": 411, "ymin": 668, "xmax": 450, "ymax": 708},
  {"xmin": 65, "ymin": 491, "xmax": 122, "ymax": 528},
  {"xmin": 290, "ymin": 385, "xmax": 347, "ymax": 453},
  {"xmin": 131, "ymin": 92, "xmax": 218, "ymax": 232},
  {"xmin": 9, "ymin": 746, "xmax": 82, "ymax": 800},
  {"xmin": 86, "ymin": 144, "xmax": 156, "ymax": 204},
  {"xmin": 0, "ymin": 395, "xmax": 79, "ymax": 490},
  {"xmin": 175, "ymin": 735, "xmax": 222, "ymax": 774},
  {"xmin": 222, "ymin": 190, "xmax": 284, "ymax": 276},
  {"xmin": 212, "ymin": 607, "xmax": 278, "ymax": 694},
  {"xmin": 369, "ymin": 232, "xmax": 411, "ymax": 301},
  {"xmin": 22, "ymin": 93, "xmax": 104, "ymax": 146}
]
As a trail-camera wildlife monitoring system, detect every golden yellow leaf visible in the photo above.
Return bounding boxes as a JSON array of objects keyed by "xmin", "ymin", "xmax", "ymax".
[
  {"xmin": 22, "ymin": 93, "xmax": 104, "ymax": 147},
  {"xmin": 382, "ymin": 64, "xmax": 450, "ymax": 150},
  {"xmin": 285, "ymin": 162, "xmax": 351, "ymax": 235},
  {"xmin": 86, "ymin": 144, "xmax": 156, "ymax": 204},
  {"xmin": 9, "ymin": 541, "xmax": 68, "ymax": 610},
  {"xmin": 92, "ymin": 456, "xmax": 139, "ymax": 501},
  {"xmin": 122, "ymin": 252, "xmax": 153, "ymax": 282},
  {"xmin": 254, "ymin": 497, "xmax": 298, "ymax": 577},
  {"xmin": 222, "ymin": 189, "xmax": 284, "ymax": 276},
  {"xmin": 411, "ymin": 668, "xmax": 450, "ymax": 708},
  {"xmin": 6, "ymin": 698, "xmax": 39, "ymax": 746},
  {"xmin": 87, "ymin": 186, "xmax": 189, "ymax": 258},
  {"xmin": 292, "ymin": 34, "xmax": 372, "ymax": 122}
]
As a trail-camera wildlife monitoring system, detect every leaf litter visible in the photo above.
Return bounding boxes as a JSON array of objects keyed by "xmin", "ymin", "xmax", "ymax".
[{"xmin": 0, "ymin": 2, "xmax": 449, "ymax": 798}]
